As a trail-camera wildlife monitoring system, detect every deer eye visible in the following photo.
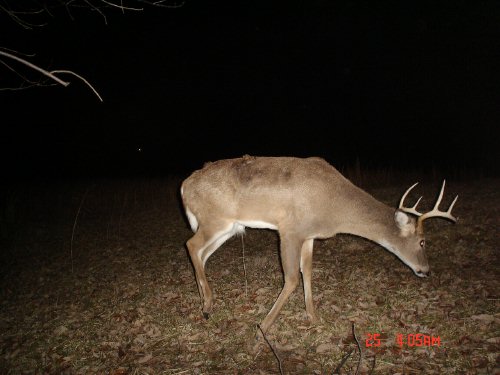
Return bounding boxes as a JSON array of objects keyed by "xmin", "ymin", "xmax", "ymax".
[{"xmin": 420, "ymin": 240, "xmax": 425, "ymax": 248}]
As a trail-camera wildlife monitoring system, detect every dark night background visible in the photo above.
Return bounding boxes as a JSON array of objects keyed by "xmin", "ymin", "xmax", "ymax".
[{"xmin": 1, "ymin": 1, "xmax": 499, "ymax": 178}]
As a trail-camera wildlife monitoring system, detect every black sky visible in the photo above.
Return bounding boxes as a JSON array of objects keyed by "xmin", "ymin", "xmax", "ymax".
[{"xmin": 1, "ymin": 1, "xmax": 499, "ymax": 178}]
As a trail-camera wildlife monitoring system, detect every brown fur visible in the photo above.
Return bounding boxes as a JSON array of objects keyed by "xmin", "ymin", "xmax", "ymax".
[{"xmin": 181, "ymin": 156, "xmax": 451, "ymax": 334}]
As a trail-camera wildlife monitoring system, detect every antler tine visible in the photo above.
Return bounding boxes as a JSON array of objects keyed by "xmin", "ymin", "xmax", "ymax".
[
  {"xmin": 399, "ymin": 182, "xmax": 423, "ymax": 217},
  {"xmin": 419, "ymin": 180, "xmax": 458, "ymax": 223},
  {"xmin": 446, "ymin": 194, "xmax": 459, "ymax": 220},
  {"xmin": 434, "ymin": 180, "xmax": 446, "ymax": 211}
]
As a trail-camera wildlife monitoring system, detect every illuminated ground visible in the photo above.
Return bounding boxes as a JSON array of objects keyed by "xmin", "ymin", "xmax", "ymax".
[{"xmin": 0, "ymin": 176, "xmax": 498, "ymax": 373}]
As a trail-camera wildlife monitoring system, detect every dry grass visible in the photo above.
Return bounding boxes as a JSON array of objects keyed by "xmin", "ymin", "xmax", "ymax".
[{"xmin": 0, "ymin": 175, "xmax": 498, "ymax": 374}]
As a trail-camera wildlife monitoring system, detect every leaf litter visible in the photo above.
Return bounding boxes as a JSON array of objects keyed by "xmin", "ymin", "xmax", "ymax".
[{"xmin": 0, "ymin": 177, "xmax": 498, "ymax": 373}]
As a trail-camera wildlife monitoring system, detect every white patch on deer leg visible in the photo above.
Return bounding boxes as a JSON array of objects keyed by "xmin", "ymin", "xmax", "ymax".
[
  {"xmin": 195, "ymin": 221, "xmax": 276, "ymax": 267},
  {"xmin": 200, "ymin": 223, "xmax": 246, "ymax": 267},
  {"xmin": 300, "ymin": 239, "xmax": 315, "ymax": 321},
  {"xmin": 202, "ymin": 231, "xmax": 232, "ymax": 267},
  {"xmin": 237, "ymin": 220, "xmax": 278, "ymax": 230}
]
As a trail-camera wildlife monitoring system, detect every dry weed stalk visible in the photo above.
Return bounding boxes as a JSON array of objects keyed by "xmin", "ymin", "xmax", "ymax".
[
  {"xmin": 240, "ymin": 234, "xmax": 248, "ymax": 297},
  {"xmin": 70, "ymin": 187, "xmax": 90, "ymax": 274},
  {"xmin": 353, "ymin": 323, "xmax": 362, "ymax": 375}
]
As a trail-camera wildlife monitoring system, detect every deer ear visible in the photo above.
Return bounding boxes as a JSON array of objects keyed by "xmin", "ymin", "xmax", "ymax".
[{"xmin": 394, "ymin": 210, "xmax": 410, "ymax": 229}]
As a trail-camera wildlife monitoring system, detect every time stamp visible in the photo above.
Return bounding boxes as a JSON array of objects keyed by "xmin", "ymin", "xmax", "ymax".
[{"xmin": 365, "ymin": 333, "xmax": 442, "ymax": 348}]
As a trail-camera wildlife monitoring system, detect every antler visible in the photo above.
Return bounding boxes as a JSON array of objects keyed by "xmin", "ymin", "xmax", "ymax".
[
  {"xmin": 419, "ymin": 180, "xmax": 458, "ymax": 223},
  {"xmin": 399, "ymin": 182, "xmax": 424, "ymax": 217},
  {"xmin": 399, "ymin": 180, "xmax": 458, "ymax": 224}
]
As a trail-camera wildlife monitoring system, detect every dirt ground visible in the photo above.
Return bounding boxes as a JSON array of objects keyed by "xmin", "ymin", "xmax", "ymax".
[{"xmin": 0, "ymin": 176, "xmax": 498, "ymax": 374}]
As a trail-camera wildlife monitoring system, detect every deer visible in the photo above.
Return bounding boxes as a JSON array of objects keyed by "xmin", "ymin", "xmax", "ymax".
[{"xmin": 180, "ymin": 155, "xmax": 458, "ymax": 335}]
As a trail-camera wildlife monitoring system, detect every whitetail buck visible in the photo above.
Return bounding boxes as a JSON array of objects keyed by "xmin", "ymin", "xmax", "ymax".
[{"xmin": 181, "ymin": 156, "xmax": 457, "ymax": 334}]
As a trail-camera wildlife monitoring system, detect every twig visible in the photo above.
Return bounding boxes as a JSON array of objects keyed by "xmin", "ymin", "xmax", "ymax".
[
  {"xmin": 332, "ymin": 324, "xmax": 363, "ymax": 374},
  {"xmin": 100, "ymin": 0, "xmax": 143, "ymax": 11},
  {"xmin": 0, "ymin": 47, "xmax": 36, "ymax": 57},
  {"xmin": 332, "ymin": 349, "xmax": 353, "ymax": 375},
  {"xmin": 257, "ymin": 325, "xmax": 283, "ymax": 375},
  {"xmin": 0, "ymin": 49, "xmax": 40, "ymax": 88},
  {"xmin": 0, "ymin": 3, "xmax": 47, "ymax": 29},
  {"xmin": 353, "ymin": 323, "xmax": 362, "ymax": 375},
  {"xmin": 64, "ymin": 0, "xmax": 76, "ymax": 20},
  {"xmin": 240, "ymin": 234, "xmax": 248, "ymax": 297},
  {"xmin": 0, "ymin": 59, "xmax": 41, "ymax": 86},
  {"xmin": 117, "ymin": 192, "xmax": 127, "ymax": 246},
  {"xmin": 369, "ymin": 354, "xmax": 376, "ymax": 374},
  {"xmin": 51, "ymin": 69, "xmax": 103, "ymax": 101},
  {"xmin": 134, "ymin": 0, "xmax": 185, "ymax": 8},
  {"xmin": 70, "ymin": 187, "xmax": 90, "ymax": 274},
  {"xmin": 84, "ymin": 0, "xmax": 108, "ymax": 24}
]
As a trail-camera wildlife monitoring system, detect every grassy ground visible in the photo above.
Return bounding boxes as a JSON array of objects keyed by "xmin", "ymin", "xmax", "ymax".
[{"xmin": 0, "ymin": 175, "xmax": 498, "ymax": 374}]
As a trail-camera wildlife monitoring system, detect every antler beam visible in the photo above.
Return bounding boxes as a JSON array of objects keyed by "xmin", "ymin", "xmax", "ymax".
[
  {"xmin": 399, "ymin": 180, "xmax": 458, "ymax": 223},
  {"xmin": 399, "ymin": 182, "xmax": 424, "ymax": 216}
]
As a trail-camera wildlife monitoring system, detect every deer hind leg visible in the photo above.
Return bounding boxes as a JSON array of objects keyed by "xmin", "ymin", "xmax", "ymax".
[
  {"xmin": 300, "ymin": 238, "xmax": 317, "ymax": 323},
  {"xmin": 259, "ymin": 233, "xmax": 302, "ymax": 334},
  {"xmin": 186, "ymin": 222, "xmax": 236, "ymax": 319}
]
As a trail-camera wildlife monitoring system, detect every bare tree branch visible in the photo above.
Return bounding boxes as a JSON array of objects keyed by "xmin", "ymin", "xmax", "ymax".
[
  {"xmin": 51, "ymin": 69, "xmax": 103, "ymax": 101},
  {"xmin": 0, "ymin": 59, "xmax": 43, "ymax": 89},
  {"xmin": 0, "ymin": 0, "xmax": 184, "ymax": 97},
  {"xmin": 100, "ymin": 0, "xmax": 143, "ymax": 12},
  {"xmin": 0, "ymin": 50, "xmax": 103, "ymax": 101},
  {"xmin": 0, "ymin": 50, "xmax": 69, "ymax": 86},
  {"xmin": 134, "ymin": 0, "xmax": 185, "ymax": 8},
  {"xmin": 0, "ymin": 0, "xmax": 185, "ymax": 29},
  {"xmin": 0, "ymin": 3, "xmax": 48, "ymax": 29},
  {"xmin": 83, "ymin": 0, "xmax": 107, "ymax": 23}
]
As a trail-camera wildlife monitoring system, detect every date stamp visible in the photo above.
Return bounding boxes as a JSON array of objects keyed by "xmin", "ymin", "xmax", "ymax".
[{"xmin": 365, "ymin": 333, "xmax": 441, "ymax": 348}]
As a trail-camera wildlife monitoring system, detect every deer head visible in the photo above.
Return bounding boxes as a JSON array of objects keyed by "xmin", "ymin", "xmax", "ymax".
[{"xmin": 389, "ymin": 180, "xmax": 458, "ymax": 277}]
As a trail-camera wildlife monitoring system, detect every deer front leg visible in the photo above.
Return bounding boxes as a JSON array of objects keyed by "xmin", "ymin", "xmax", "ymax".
[{"xmin": 300, "ymin": 238, "xmax": 317, "ymax": 323}]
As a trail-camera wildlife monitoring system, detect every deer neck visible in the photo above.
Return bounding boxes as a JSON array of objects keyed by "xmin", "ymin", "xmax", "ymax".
[{"xmin": 334, "ymin": 188, "xmax": 397, "ymax": 245}]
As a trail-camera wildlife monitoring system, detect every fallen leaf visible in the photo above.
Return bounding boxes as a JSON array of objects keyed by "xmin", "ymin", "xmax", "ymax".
[
  {"xmin": 137, "ymin": 353, "xmax": 152, "ymax": 364},
  {"xmin": 316, "ymin": 343, "xmax": 335, "ymax": 354},
  {"xmin": 54, "ymin": 326, "xmax": 69, "ymax": 336},
  {"xmin": 471, "ymin": 314, "xmax": 495, "ymax": 323},
  {"xmin": 275, "ymin": 342, "xmax": 297, "ymax": 351},
  {"xmin": 161, "ymin": 291, "xmax": 179, "ymax": 302},
  {"xmin": 255, "ymin": 287, "xmax": 269, "ymax": 295},
  {"xmin": 330, "ymin": 304, "xmax": 342, "ymax": 313},
  {"xmin": 137, "ymin": 307, "xmax": 146, "ymax": 316}
]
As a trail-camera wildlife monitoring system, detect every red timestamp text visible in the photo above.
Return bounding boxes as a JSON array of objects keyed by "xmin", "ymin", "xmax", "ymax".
[
  {"xmin": 396, "ymin": 333, "xmax": 441, "ymax": 347},
  {"xmin": 365, "ymin": 333, "xmax": 441, "ymax": 348}
]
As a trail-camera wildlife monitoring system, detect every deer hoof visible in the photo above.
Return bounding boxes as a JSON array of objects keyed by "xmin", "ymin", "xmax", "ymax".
[{"xmin": 203, "ymin": 312, "xmax": 210, "ymax": 320}]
